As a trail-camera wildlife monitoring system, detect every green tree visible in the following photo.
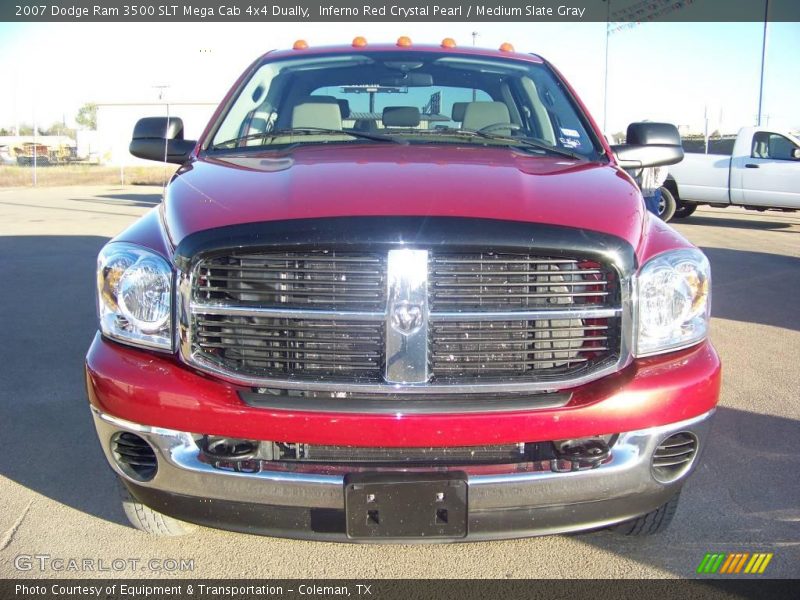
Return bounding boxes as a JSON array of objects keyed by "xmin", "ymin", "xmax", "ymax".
[
  {"xmin": 75, "ymin": 103, "xmax": 98, "ymax": 130},
  {"xmin": 40, "ymin": 121, "xmax": 77, "ymax": 139}
]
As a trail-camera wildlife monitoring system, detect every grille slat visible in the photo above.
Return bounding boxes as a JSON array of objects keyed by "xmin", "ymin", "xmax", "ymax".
[
  {"xmin": 195, "ymin": 287, "xmax": 382, "ymax": 300},
  {"xmin": 196, "ymin": 318, "xmax": 379, "ymax": 333},
  {"xmin": 433, "ymin": 269, "xmax": 605, "ymax": 276},
  {"xmin": 431, "ymin": 292, "xmax": 610, "ymax": 299},
  {"xmin": 433, "ymin": 280, "xmax": 609, "ymax": 288},
  {"xmin": 200, "ymin": 277, "xmax": 383, "ymax": 288},
  {"xmin": 433, "ymin": 258, "xmax": 579, "ymax": 265}
]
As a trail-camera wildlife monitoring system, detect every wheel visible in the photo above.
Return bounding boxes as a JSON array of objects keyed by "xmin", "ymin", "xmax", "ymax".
[
  {"xmin": 657, "ymin": 186, "xmax": 677, "ymax": 222},
  {"xmin": 118, "ymin": 479, "xmax": 196, "ymax": 536},
  {"xmin": 672, "ymin": 202, "xmax": 698, "ymax": 219},
  {"xmin": 611, "ymin": 492, "xmax": 680, "ymax": 536}
]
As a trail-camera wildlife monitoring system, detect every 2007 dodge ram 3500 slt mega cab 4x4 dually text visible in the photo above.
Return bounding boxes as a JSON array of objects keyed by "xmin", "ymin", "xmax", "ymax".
[{"xmin": 87, "ymin": 39, "xmax": 719, "ymax": 541}]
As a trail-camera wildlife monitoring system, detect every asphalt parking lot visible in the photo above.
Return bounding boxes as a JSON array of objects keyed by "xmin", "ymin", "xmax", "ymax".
[{"xmin": 0, "ymin": 185, "xmax": 797, "ymax": 579}]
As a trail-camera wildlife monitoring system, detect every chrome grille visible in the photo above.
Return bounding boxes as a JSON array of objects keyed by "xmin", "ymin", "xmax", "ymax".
[
  {"xmin": 187, "ymin": 245, "xmax": 624, "ymax": 392},
  {"xmin": 194, "ymin": 314, "xmax": 384, "ymax": 380},
  {"xmin": 430, "ymin": 253, "xmax": 613, "ymax": 311},
  {"xmin": 195, "ymin": 251, "xmax": 386, "ymax": 310}
]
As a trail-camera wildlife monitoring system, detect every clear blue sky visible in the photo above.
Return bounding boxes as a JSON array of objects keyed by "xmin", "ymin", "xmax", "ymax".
[{"xmin": 0, "ymin": 19, "xmax": 797, "ymax": 135}]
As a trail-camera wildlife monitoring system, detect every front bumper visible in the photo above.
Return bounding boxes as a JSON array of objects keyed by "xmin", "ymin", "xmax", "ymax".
[
  {"xmin": 92, "ymin": 407, "xmax": 714, "ymax": 541},
  {"xmin": 87, "ymin": 332, "xmax": 720, "ymax": 540},
  {"xmin": 86, "ymin": 334, "xmax": 721, "ymax": 447}
]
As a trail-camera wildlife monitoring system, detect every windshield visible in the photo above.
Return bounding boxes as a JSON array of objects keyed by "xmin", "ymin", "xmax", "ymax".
[{"xmin": 207, "ymin": 51, "xmax": 604, "ymax": 160}]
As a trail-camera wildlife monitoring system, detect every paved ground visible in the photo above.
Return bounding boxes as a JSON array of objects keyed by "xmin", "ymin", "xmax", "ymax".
[{"xmin": 0, "ymin": 185, "xmax": 797, "ymax": 579}]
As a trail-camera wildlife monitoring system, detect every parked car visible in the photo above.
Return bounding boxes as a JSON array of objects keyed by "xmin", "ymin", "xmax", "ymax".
[
  {"xmin": 14, "ymin": 142, "xmax": 51, "ymax": 166},
  {"xmin": 87, "ymin": 39, "xmax": 719, "ymax": 541},
  {"xmin": 0, "ymin": 145, "xmax": 15, "ymax": 165},
  {"xmin": 665, "ymin": 126, "xmax": 800, "ymax": 219}
]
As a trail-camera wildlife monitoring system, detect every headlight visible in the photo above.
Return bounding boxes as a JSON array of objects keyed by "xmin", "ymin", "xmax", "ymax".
[
  {"xmin": 634, "ymin": 248, "xmax": 710, "ymax": 357},
  {"xmin": 97, "ymin": 243, "xmax": 173, "ymax": 350}
]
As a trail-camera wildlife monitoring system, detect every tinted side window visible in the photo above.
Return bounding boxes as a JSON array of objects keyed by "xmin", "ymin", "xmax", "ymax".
[{"xmin": 752, "ymin": 132, "xmax": 798, "ymax": 160}]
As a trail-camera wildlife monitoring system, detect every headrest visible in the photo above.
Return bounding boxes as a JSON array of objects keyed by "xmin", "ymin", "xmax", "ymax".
[
  {"xmin": 451, "ymin": 102, "xmax": 468, "ymax": 122},
  {"xmin": 291, "ymin": 103, "xmax": 343, "ymax": 130},
  {"xmin": 462, "ymin": 102, "xmax": 511, "ymax": 132},
  {"xmin": 382, "ymin": 106, "xmax": 420, "ymax": 127},
  {"xmin": 300, "ymin": 96, "xmax": 350, "ymax": 119}
]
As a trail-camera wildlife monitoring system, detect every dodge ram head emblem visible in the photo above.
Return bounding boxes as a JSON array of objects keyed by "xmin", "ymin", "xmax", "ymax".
[{"xmin": 390, "ymin": 301, "xmax": 424, "ymax": 335}]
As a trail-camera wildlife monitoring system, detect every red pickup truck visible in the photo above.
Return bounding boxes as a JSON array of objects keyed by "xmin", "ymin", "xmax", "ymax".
[{"xmin": 87, "ymin": 39, "xmax": 719, "ymax": 541}]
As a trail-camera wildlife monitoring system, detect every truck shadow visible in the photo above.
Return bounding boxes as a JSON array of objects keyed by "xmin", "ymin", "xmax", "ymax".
[
  {"xmin": 579, "ymin": 405, "xmax": 800, "ymax": 576},
  {"xmin": 700, "ymin": 247, "xmax": 800, "ymax": 332},
  {"xmin": 0, "ymin": 234, "xmax": 128, "ymax": 526},
  {"xmin": 68, "ymin": 192, "xmax": 162, "ymax": 210},
  {"xmin": 676, "ymin": 214, "xmax": 796, "ymax": 231}
]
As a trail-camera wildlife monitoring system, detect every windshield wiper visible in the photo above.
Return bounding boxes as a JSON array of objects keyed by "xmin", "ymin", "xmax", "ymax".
[
  {"xmin": 420, "ymin": 128, "xmax": 587, "ymax": 161},
  {"xmin": 211, "ymin": 127, "xmax": 407, "ymax": 150}
]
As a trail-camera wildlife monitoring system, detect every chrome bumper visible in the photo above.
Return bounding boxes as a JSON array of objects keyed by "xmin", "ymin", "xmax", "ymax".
[{"xmin": 92, "ymin": 407, "xmax": 714, "ymax": 538}]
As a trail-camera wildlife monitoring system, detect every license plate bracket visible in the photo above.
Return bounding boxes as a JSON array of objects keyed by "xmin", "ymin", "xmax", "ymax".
[{"xmin": 344, "ymin": 472, "xmax": 468, "ymax": 540}]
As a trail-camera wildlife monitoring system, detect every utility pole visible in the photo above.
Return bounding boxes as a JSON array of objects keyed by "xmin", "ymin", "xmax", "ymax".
[
  {"xmin": 602, "ymin": 0, "xmax": 611, "ymax": 133},
  {"xmin": 472, "ymin": 31, "xmax": 479, "ymax": 101},
  {"xmin": 756, "ymin": 0, "xmax": 769, "ymax": 126},
  {"xmin": 32, "ymin": 100, "xmax": 37, "ymax": 186}
]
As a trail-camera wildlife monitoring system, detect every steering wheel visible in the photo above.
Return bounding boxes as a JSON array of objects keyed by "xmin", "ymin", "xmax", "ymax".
[{"xmin": 477, "ymin": 123, "xmax": 522, "ymax": 134}]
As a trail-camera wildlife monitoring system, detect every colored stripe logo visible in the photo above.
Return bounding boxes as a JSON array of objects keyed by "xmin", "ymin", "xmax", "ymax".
[{"xmin": 697, "ymin": 552, "xmax": 773, "ymax": 574}]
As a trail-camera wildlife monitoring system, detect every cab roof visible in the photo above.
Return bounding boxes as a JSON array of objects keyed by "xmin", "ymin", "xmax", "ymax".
[{"xmin": 261, "ymin": 43, "xmax": 545, "ymax": 64}]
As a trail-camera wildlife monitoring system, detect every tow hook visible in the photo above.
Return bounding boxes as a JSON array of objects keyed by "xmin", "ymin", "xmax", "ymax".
[{"xmin": 552, "ymin": 439, "xmax": 611, "ymax": 472}]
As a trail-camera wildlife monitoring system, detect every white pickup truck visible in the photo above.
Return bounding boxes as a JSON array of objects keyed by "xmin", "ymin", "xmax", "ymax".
[{"xmin": 664, "ymin": 126, "xmax": 800, "ymax": 220}]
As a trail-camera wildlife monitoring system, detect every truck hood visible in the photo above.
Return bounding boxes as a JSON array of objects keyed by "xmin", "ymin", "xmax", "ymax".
[{"xmin": 163, "ymin": 144, "xmax": 644, "ymax": 248}]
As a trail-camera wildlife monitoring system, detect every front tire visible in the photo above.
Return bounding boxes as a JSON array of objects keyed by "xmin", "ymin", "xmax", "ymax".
[
  {"xmin": 657, "ymin": 186, "xmax": 677, "ymax": 222},
  {"xmin": 119, "ymin": 480, "xmax": 197, "ymax": 536},
  {"xmin": 611, "ymin": 493, "xmax": 681, "ymax": 536}
]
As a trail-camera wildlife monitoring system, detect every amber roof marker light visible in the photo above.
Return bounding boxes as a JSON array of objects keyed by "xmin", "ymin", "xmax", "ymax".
[
  {"xmin": 396, "ymin": 36, "xmax": 412, "ymax": 47},
  {"xmin": 441, "ymin": 38, "xmax": 457, "ymax": 48},
  {"xmin": 352, "ymin": 36, "xmax": 368, "ymax": 48},
  {"xmin": 499, "ymin": 42, "xmax": 515, "ymax": 52},
  {"xmin": 292, "ymin": 39, "xmax": 309, "ymax": 50}
]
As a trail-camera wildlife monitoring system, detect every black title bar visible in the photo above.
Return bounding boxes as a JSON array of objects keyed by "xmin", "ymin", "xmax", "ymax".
[
  {"xmin": 2, "ymin": 579, "xmax": 799, "ymax": 600},
  {"xmin": 4, "ymin": 0, "xmax": 800, "ymax": 22}
]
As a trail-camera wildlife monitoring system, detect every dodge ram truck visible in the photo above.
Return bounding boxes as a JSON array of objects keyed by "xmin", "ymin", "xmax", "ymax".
[
  {"xmin": 666, "ymin": 126, "xmax": 800, "ymax": 219},
  {"xmin": 86, "ymin": 38, "xmax": 719, "ymax": 541}
]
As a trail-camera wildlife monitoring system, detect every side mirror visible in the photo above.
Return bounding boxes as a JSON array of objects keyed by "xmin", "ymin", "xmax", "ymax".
[
  {"xmin": 611, "ymin": 122, "xmax": 684, "ymax": 169},
  {"xmin": 129, "ymin": 117, "xmax": 196, "ymax": 164}
]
